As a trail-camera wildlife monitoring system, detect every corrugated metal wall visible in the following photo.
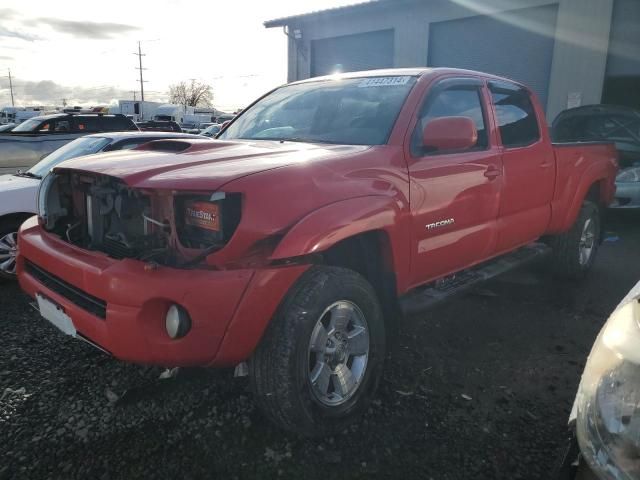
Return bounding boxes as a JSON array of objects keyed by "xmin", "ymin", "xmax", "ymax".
[
  {"xmin": 606, "ymin": 0, "xmax": 640, "ymax": 76},
  {"xmin": 428, "ymin": 4, "xmax": 558, "ymax": 106},
  {"xmin": 311, "ymin": 29, "xmax": 394, "ymax": 77}
]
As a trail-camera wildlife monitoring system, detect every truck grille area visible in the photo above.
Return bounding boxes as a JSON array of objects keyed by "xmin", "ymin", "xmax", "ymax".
[{"xmin": 25, "ymin": 260, "xmax": 107, "ymax": 319}]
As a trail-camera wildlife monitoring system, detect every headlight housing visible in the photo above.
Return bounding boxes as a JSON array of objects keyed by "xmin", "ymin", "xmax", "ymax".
[
  {"xmin": 616, "ymin": 167, "xmax": 640, "ymax": 183},
  {"xmin": 575, "ymin": 281, "xmax": 640, "ymax": 479},
  {"xmin": 174, "ymin": 192, "xmax": 241, "ymax": 250}
]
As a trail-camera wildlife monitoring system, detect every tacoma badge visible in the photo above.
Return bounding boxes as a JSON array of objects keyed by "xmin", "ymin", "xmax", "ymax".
[{"xmin": 426, "ymin": 218, "xmax": 455, "ymax": 230}]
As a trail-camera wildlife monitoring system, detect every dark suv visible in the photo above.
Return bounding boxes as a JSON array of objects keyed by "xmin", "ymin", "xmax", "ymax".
[{"xmin": 10, "ymin": 113, "xmax": 139, "ymax": 134}]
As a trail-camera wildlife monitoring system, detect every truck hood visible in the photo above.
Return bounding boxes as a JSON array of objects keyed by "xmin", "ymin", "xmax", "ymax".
[{"xmin": 54, "ymin": 139, "xmax": 369, "ymax": 191}]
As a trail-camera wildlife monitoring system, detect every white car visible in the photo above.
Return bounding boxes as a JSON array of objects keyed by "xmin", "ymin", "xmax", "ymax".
[
  {"xmin": 557, "ymin": 280, "xmax": 640, "ymax": 479},
  {"xmin": 0, "ymin": 131, "xmax": 208, "ymax": 279}
]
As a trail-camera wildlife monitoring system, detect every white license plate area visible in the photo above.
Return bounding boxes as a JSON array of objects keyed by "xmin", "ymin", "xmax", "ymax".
[{"xmin": 36, "ymin": 293, "xmax": 76, "ymax": 337}]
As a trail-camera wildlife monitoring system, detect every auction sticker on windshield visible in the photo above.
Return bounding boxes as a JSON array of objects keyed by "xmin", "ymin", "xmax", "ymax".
[
  {"xmin": 358, "ymin": 76, "xmax": 411, "ymax": 88},
  {"xmin": 184, "ymin": 201, "xmax": 220, "ymax": 231}
]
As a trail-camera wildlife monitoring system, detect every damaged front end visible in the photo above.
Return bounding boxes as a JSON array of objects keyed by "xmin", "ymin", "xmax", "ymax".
[{"xmin": 37, "ymin": 170, "xmax": 240, "ymax": 267}]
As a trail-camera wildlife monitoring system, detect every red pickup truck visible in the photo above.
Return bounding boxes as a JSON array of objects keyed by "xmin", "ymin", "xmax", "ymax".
[{"xmin": 17, "ymin": 68, "xmax": 617, "ymax": 436}]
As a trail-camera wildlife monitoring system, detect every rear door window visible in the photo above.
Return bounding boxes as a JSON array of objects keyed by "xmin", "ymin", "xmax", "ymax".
[
  {"xmin": 490, "ymin": 83, "xmax": 540, "ymax": 147},
  {"xmin": 75, "ymin": 116, "xmax": 102, "ymax": 132},
  {"xmin": 102, "ymin": 116, "xmax": 136, "ymax": 131}
]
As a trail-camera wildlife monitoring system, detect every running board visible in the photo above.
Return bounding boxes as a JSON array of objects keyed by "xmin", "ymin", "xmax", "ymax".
[{"xmin": 399, "ymin": 242, "xmax": 551, "ymax": 315}]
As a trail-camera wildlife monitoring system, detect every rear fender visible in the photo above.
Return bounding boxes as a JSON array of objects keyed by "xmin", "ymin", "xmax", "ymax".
[{"xmin": 559, "ymin": 164, "xmax": 613, "ymax": 231}]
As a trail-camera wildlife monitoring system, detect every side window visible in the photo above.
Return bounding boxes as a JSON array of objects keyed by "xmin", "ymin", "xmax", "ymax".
[
  {"xmin": 412, "ymin": 87, "xmax": 488, "ymax": 156},
  {"xmin": 490, "ymin": 85, "xmax": 540, "ymax": 147},
  {"xmin": 75, "ymin": 116, "xmax": 102, "ymax": 132},
  {"xmin": 37, "ymin": 121, "xmax": 52, "ymax": 132},
  {"xmin": 104, "ymin": 116, "xmax": 136, "ymax": 131},
  {"xmin": 53, "ymin": 120, "xmax": 72, "ymax": 132}
]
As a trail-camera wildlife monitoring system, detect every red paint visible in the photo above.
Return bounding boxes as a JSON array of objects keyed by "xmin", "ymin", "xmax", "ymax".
[{"xmin": 17, "ymin": 68, "xmax": 618, "ymax": 367}]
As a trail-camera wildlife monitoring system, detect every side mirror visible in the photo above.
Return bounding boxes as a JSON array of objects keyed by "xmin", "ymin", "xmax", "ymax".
[{"xmin": 423, "ymin": 116, "xmax": 478, "ymax": 152}]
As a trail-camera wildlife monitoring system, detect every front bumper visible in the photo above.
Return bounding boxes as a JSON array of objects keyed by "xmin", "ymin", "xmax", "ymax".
[
  {"xmin": 610, "ymin": 182, "xmax": 640, "ymax": 208},
  {"xmin": 17, "ymin": 217, "xmax": 309, "ymax": 367}
]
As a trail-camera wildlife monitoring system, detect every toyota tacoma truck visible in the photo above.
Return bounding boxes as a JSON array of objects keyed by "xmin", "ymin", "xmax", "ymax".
[{"xmin": 17, "ymin": 68, "xmax": 618, "ymax": 436}]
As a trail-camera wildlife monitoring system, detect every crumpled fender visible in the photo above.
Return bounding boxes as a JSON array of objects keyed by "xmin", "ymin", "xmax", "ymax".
[{"xmin": 270, "ymin": 195, "xmax": 404, "ymax": 262}]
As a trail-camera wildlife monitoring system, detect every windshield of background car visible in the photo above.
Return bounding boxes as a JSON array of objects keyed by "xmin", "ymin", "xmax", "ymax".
[
  {"xmin": 203, "ymin": 125, "xmax": 221, "ymax": 135},
  {"xmin": 554, "ymin": 113, "xmax": 640, "ymax": 146},
  {"xmin": 12, "ymin": 118, "xmax": 44, "ymax": 132},
  {"xmin": 219, "ymin": 76, "xmax": 418, "ymax": 145},
  {"xmin": 28, "ymin": 136, "xmax": 111, "ymax": 177}
]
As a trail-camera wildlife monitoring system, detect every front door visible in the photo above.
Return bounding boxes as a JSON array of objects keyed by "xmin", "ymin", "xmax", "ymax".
[{"xmin": 407, "ymin": 78, "xmax": 503, "ymax": 288}]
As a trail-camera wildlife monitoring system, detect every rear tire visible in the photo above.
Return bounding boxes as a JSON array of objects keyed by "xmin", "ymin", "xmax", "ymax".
[
  {"xmin": 548, "ymin": 201, "xmax": 600, "ymax": 279},
  {"xmin": 249, "ymin": 266, "xmax": 386, "ymax": 437}
]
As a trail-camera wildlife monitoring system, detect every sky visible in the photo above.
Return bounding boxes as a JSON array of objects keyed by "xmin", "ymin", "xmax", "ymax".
[{"xmin": 0, "ymin": 0, "xmax": 359, "ymax": 112}]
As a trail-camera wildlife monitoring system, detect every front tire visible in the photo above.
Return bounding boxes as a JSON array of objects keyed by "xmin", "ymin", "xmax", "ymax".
[
  {"xmin": 548, "ymin": 200, "xmax": 600, "ymax": 279},
  {"xmin": 249, "ymin": 266, "xmax": 386, "ymax": 436},
  {"xmin": 0, "ymin": 218, "xmax": 23, "ymax": 281}
]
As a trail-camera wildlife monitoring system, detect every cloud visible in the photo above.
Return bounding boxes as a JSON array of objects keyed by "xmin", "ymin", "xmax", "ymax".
[
  {"xmin": 0, "ymin": 25, "xmax": 39, "ymax": 42},
  {"xmin": 34, "ymin": 18, "xmax": 138, "ymax": 39},
  {"xmin": 3, "ymin": 78, "xmax": 133, "ymax": 106},
  {"xmin": 0, "ymin": 8, "xmax": 17, "ymax": 20}
]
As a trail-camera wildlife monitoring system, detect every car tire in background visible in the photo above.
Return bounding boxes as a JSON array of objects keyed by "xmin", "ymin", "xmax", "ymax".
[
  {"xmin": 0, "ymin": 216, "xmax": 28, "ymax": 281},
  {"xmin": 249, "ymin": 266, "xmax": 386, "ymax": 436},
  {"xmin": 548, "ymin": 200, "xmax": 601, "ymax": 280}
]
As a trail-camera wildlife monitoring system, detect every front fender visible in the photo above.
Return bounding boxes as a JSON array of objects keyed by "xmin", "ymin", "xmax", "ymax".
[
  {"xmin": 269, "ymin": 195, "xmax": 411, "ymax": 291},
  {"xmin": 270, "ymin": 195, "xmax": 400, "ymax": 260}
]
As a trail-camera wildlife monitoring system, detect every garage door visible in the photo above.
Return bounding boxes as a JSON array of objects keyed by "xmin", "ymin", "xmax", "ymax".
[
  {"xmin": 602, "ymin": 0, "xmax": 640, "ymax": 109},
  {"xmin": 311, "ymin": 29, "xmax": 394, "ymax": 77},
  {"xmin": 428, "ymin": 5, "xmax": 558, "ymax": 106},
  {"xmin": 606, "ymin": 0, "xmax": 640, "ymax": 76}
]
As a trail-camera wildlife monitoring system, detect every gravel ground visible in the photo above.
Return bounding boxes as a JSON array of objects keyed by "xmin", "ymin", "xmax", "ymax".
[{"xmin": 1, "ymin": 211, "xmax": 639, "ymax": 480}]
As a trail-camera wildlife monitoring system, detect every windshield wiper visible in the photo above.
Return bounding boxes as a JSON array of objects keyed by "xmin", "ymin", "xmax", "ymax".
[
  {"xmin": 244, "ymin": 136, "xmax": 345, "ymax": 145},
  {"xmin": 14, "ymin": 170, "xmax": 42, "ymax": 179}
]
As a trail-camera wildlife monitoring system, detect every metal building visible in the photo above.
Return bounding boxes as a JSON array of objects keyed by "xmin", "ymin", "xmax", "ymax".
[{"xmin": 265, "ymin": 0, "xmax": 640, "ymax": 121}]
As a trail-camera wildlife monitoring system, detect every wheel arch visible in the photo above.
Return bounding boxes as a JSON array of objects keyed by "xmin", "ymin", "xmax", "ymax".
[{"xmin": 0, "ymin": 212, "xmax": 36, "ymax": 230}]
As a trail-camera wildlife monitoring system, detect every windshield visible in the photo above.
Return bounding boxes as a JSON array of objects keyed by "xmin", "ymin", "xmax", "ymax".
[
  {"xmin": 12, "ymin": 118, "xmax": 44, "ymax": 132},
  {"xmin": 219, "ymin": 76, "xmax": 417, "ymax": 145},
  {"xmin": 28, "ymin": 136, "xmax": 111, "ymax": 177}
]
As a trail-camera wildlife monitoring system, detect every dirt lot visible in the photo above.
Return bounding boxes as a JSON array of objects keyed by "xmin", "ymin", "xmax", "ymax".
[{"xmin": 1, "ymin": 211, "xmax": 639, "ymax": 480}]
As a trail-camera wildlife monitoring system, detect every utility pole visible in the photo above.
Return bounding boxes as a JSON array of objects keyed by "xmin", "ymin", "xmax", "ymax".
[
  {"xmin": 7, "ymin": 68, "xmax": 15, "ymax": 107},
  {"xmin": 134, "ymin": 41, "xmax": 147, "ymax": 119},
  {"xmin": 132, "ymin": 91, "xmax": 136, "ymax": 101}
]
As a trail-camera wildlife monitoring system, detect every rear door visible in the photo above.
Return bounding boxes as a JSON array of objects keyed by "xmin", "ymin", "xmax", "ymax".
[
  {"xmin": 407, "ymin": 77, "xmax": 503, "ymax": 287},
  {"xmin": 488, "ymin": 81, "xmax": 555, "ymax": 252}
]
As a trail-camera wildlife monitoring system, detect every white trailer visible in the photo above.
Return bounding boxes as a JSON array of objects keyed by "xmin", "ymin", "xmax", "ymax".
[
  {"xmin": 152, "ymin": 104, "xmax": 195, "ymax": 124},
  {"xmin": 112, "ymin": 100, "xmax": 162, "ymax": 122},
  {"xmin": 183, "ymin": 113, "xmax": 214, "ymax": 127}
]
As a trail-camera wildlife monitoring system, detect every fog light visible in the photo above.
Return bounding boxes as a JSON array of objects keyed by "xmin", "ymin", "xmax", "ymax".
[{"xmin": 165, "ymin": 304, "xmax": 191, "ymax": 339}]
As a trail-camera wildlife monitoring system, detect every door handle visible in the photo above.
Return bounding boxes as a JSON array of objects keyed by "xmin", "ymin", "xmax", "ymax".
[
  {"xmin": 540, "ymin": 161, "xmax": 553, "ymax": 168},
  {"xmin": 484, "ymin": 165, "xmax": 501, "ymax": 180}
]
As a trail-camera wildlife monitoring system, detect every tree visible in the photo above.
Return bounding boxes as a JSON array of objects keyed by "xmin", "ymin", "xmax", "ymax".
[{"xmin": 168, "ymin": 80, "xmax": 213, "ymax": 107}]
